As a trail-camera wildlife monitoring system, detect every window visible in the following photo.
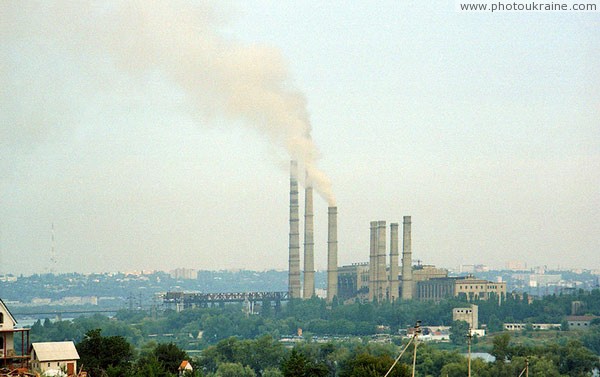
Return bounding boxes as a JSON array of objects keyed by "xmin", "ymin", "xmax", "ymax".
[{"xmin": 0, "ymin": 312, "xmax": 3, "ymax": 324}]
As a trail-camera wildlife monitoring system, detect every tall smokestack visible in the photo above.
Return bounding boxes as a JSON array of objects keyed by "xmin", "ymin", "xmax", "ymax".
[
  {"xmin": 389, "ymin": 223, "xmax": 399, "ymax": 302},
  {"xmin": 288, "ymin": 161, "xmax": 301, "ymax": 299},
  {"xmin": 401, "ymin": 216, "xmax": 413, "ymax": 300},
  {"xmin": 303, "ymin": 185, "xmax": 315, "ymax": 298},
  {"xmin": 377, "ymin": 221, "xmax": 387, "ymax": 302},
  {"xmin": 326, "ymin": 206, "xmax": 338, "ymax": 303},
  {"xmin": 369, "ymin": 221, "xmax": 378, "ymax": 302}
]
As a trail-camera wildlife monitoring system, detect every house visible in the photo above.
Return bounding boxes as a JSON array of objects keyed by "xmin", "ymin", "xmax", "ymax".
[
  {"xmin": 30, "ymin": 341, "xmax": 80, "ymax": 376},
  {"xmin": 1, "ymin": 298, "xmax": 30, "ymax": 368},
  {"xmin": 178, "ymin": 360, "xmax": 193, "ymax": 376}
]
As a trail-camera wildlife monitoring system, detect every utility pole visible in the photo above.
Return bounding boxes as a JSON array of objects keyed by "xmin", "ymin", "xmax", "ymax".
[
  {"xmin": 412, "ymin": 321, "xmax": 421, "ymax": 377},
  {"xmin": 518, "ymin": 358, "xmax": 529, "ymax": 377},
  {"xmin": 467, "ymin": 327, "xmax": 473, "ymax": 377},
  {"xmin": 383, "ymin": 320, "xmax": 421, "ymax": 377}
]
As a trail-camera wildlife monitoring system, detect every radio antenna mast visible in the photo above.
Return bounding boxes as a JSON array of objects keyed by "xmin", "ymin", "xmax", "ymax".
[{"xmin": 50, "ymin": 222, "xmax": 57, "ymax": 274}]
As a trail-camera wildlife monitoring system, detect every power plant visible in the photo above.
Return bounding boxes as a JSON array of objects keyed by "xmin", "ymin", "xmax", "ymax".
[
  {"xmin": 286, "ymin": 161, "xmax": 505, "ymax": 304},
  {"xmin": 287, "ymin": 161, "xmax": 414, "ymax": 303}
]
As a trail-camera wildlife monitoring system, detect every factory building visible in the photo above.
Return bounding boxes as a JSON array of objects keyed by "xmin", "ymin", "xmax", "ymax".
[
  {"xmin": 337, "ymin": 263, "xmax": 370, "ymax": 303},
  {"xmin": 454, "ymin": 277, "xmax": 506, "ymax": 301},
  {"xmin": 416, "ymin": 277, "xmax": 457, "ymax": 301}
]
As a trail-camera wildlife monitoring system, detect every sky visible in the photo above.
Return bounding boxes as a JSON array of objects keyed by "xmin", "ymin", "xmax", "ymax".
[{"xmin": 1, "ymin": 1, "xmax": 599, "ymax": 275}]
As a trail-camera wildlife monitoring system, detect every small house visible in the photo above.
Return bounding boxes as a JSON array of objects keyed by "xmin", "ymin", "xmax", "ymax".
[{"xmin": 31, "ymin": 341, "xmax": 80, "ymax": 376}]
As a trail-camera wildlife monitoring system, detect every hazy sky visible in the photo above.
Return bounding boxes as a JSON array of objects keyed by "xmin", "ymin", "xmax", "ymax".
[{"xmin": 1, "ymin": 1, "xmax": 598, "ymax": 275}]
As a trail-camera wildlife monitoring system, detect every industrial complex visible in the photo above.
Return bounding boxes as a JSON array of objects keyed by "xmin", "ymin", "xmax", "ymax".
[{"xmin": 287, "ymin": 161, "xmax": 506, "ymax": 304}]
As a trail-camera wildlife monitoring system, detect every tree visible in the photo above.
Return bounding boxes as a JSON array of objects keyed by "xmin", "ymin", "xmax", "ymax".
[
  {"xmin": 523, "ymin": 356, "xmax": 562, "ymax": 377},
  {"xmin": 486, "ymin": 314, "xmax": 503, "ymax": 333},
  {"xmin": 76, "ymin": 329, "xmax": 133, "ymax": 377},
  {"xmin": 153, "ymin": 342, "xmax": 188, "ymax": 375},
  {"xmin": 281, "ymin": 349, "xmax": 308, "ymax": 377},
  {"xmin": 262, "ymin": 367, "xmax": 283, "ymax": 377},
  {"xmin": 554, "ymin": 340, "xmax": 600, "ymax": 377},
  {"xmin": 414, "ymin": 345, "xmax": 463, "ymax": 376},
  {"xmin": 280, "ymin": 348, "xmax": 329, "ymax": 377},
  {"xmin": 439, "ymin": 362, "xmax": 466, "ymax": 377},
  {"xmin": 215, "ymin": 362, "xmax": 256, "ymax": 377},
  {"xmin": 339, "ymin": 352, "xmax": 410, "ymax": 377},
  {"xmin": 239, "ymin": 335, "xmax": 286, "ymax": 374},
  {"xmin": 490, "ymin": 332, "xmax": 512, "ymax": 364},
  {"xmin": 582, "ymin": 324, "xmax": 600, "ymax": 355},
  {"xmin": 131, "ymin": 355, "xmax": 170, "ymax": 377},
  {"xmin": 449, "ymin": 320, "xmax": 469, "ymax": 346}
]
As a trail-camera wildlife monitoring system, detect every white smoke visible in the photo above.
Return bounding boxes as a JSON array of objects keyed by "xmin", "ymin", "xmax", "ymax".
[{"xmin": 0, "ymin": 0, "xmax": 335, "ymax": 204}]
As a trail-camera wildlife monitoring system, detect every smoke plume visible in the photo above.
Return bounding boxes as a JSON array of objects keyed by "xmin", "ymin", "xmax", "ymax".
[{"xmin": 1, "ymin": 1, "xmax": 335, "ymax": 205}]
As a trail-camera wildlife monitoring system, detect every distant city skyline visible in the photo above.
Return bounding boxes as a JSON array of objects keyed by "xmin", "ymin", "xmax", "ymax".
[
  {"xmin": 2, "ymin": 260, "xmax": 599, "ymax": 277},
  {"xmin": 1, "ymin": 2, "xmax": 598, "ymax": 274}
]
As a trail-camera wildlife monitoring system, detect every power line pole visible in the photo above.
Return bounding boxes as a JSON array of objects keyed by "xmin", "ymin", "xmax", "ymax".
[
  {"xmin": 467, "ymin": 328, "xmax": 473, "ymax": 377},
  {"xmin": 412, "ymin": 321, "xmax": 421, "ymax": 377}
]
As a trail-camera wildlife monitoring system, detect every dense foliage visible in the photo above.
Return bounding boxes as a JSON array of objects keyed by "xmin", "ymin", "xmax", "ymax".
[{"xmin": 72, "ymin": 330, "xmax": 599, "ymax": 377}]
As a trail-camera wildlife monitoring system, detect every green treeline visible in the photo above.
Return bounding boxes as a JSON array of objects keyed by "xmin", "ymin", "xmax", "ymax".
[
  {"xmin": 25, "ymin": 289, "xmax": 600, "ymax": 376},
  {"xmin": 74, "ymin": 329, "xmax": 599, "ymax": 377}
]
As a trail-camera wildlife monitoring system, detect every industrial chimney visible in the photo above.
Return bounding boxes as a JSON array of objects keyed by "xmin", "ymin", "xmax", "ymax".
[
  {"xmin": 288, "ymin": 161, "xmax": 301, "ymax": 299},
  {"xmin": 368, "ymin": 221, "xmax": 378, "ymax": 302},
  {"xmin": 401, "ymin": 216, "xmax": 413, "ymax": 300},
  {"xmin": 376, "ymin": 220, "xmax": 387, "ymax": 302},
  {"xmin": 326, "ymin": 206, "xmax": 338, "ymax": 303},
  {"xmin": 389, "ymin": 223, "xmax": 400, "ymax": 302},
  {"xmin": 303, "ymin": 184, "xmax": 315, "ymax": 298}
]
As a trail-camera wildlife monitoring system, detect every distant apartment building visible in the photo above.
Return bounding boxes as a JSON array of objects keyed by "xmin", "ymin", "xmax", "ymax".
[
  {"xmin": 170, "ymin": 268, "xmax": 198, "ymax": 280},
  {"xmin": 60, "ymin": 296, "xmax": 98, "ymax": 306},
  {"xmin": 0, "ymin": 275, "xmax": 17, "ymax": 283},
  {"xmin": 506, "ymin": 260, "xmax": 527, "ymax": 271},
  {"xmin": 528, "ymin": 274, "xmax": 561, "ymax": 288},
  {"xmin": 31, "ymin": 298, "xmax": 52, "ymax": 305},
  {"xmin": 460, "ymin": 265, "xmax": 489, "ymax": 273}
]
